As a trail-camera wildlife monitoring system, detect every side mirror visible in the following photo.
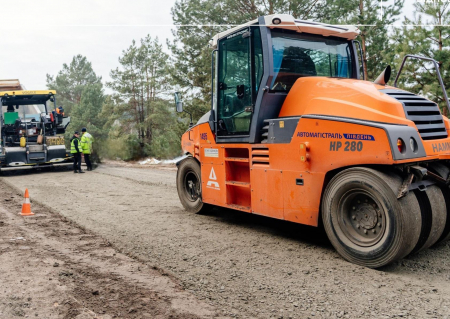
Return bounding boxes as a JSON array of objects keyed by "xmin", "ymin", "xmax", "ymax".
[
  {"xmin": 174, "ymin": 92, "xmax": 183, "ymax": 113},
  {"xmin": 174, "ymin": 92, "xmax": 193, "ymax": 127}
]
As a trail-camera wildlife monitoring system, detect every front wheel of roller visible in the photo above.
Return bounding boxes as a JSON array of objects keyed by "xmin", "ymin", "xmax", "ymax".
[
  {"xmin": 322, "ymin": 167, "xmax": 422, "ymax": 268},
  {"xmin": 176, "ymin": 158, "xmax": 211, "ymax": 214}
]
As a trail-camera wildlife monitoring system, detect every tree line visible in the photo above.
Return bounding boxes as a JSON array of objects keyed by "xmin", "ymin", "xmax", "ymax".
[{"xmin": 46, "ymin": 0, "xmax": 450, "ymax": 161}]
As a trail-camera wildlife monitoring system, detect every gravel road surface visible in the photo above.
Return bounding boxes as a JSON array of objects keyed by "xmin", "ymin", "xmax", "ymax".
[
  {"xmin": 2, "ymin": 164, "xmax": 450, "ymax": 318},
  {"xmin": 0, "ymin": 179, "xmax": 215, "ymax": 318}
]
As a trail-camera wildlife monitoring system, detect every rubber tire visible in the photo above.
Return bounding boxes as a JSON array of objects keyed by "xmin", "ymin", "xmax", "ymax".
[
  {"xmin": 410, "ymin": 186, "xmax": 446, "ymax": 253},
  {"xmin": 176, "ymin": 158, "xmax": 211, "ymax": 214},
  {"xmin": 419, "ymin": 186, "xmax": 446, "ymax": 250},
  {"xmin": 322, "ymin": 167, "xmax": 422, "ymax": 268},
  {"xmin": 427, "ymin": 163, "xmax": 450, "ymax": 245}
]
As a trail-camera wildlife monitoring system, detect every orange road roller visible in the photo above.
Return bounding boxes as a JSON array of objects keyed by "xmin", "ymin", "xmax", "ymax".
[{"xmin": 175, "ymin": 14, "xmax": 450, "ymax": 268}]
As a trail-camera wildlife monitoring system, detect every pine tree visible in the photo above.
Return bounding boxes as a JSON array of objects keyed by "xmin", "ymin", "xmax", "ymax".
[
  {"xmin": 169, "ymin": 0, "xmax": 353, "ymax": 122},
  {"xmin": 46, "ymin": 55, "xmax": 102, "ymax": 114},
  {"xmin": 47, "ymin": 55, "xmax": 107, "ymax": 158},
  {"xmin": 107, "ymin": 36, "xmax": 181, "ymax": 159},
  {"xmin": 69, "ymin": 83, "xmax": 107, "ymax": 159},
  {"xmin": 327, "ymin": 0, "xmax": 404, "ymax": 81},
  {"xmin": 169, "ymin": 0, "xmax": 404, "ymax": 122},
  {"xmin": 393, "ymin": 1, "xmax": 450, "ymax": 116}
]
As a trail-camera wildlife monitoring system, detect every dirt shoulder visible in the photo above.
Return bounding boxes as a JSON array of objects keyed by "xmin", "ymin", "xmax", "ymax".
[
  {"xmin": 0, "ymin": 181, "xmax": 217, "ymax": 319},
  {"xmin": 2, "ymin": 165, "xmax": 450, "ymax": 318}
]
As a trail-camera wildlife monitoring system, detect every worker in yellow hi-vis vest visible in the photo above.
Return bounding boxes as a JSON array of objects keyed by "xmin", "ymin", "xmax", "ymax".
[
  {"xmin": 80, "ymin": 127, "xmax": 93, "ymax": 171},
  {"xmin": 70, "ymin": 131, "xmax": 84, "ymax": 173}
]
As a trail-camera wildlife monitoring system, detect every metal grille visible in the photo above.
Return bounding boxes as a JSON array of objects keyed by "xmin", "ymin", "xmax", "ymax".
[
  {"xmin": 261, "ymin": 120, "xmax": 270, "ymax": 143},
  {"xmin": 251, "ymin": 147, "xmax": 269, "ymax": 166},
  {"xmin": 383, "ymin": 89, "xmax": 448, "ymax": 140}
]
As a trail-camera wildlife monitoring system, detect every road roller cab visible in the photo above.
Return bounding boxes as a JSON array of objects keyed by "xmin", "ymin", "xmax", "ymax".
[{"xmin": 175, "ymin": 14, "xmax": 450, "ymax": 268}]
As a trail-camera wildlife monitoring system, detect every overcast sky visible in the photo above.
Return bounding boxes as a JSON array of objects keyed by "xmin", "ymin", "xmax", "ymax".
[
  {"xmin": 0, "ymin": 0, "xmax": 176, "ymax": 90},
  {"xmin": 0, "ymin": 0, "xmax": 417, "ymax": 91}
]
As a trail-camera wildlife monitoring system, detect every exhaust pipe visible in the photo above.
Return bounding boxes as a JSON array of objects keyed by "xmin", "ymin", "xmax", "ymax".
[{"xmin": 374, "ymin": 65, "xmax": 391, "ymax": 86}]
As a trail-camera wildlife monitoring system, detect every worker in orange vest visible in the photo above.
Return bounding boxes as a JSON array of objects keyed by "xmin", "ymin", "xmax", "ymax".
[{"xmin": 56, "ymin": 106, "xmax": 64, "ymax": 116}]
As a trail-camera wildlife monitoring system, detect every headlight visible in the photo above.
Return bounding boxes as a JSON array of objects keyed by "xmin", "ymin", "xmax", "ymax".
[{"xmin": 410, "ymin": 137, "xmax": 418, "ymax": 153}]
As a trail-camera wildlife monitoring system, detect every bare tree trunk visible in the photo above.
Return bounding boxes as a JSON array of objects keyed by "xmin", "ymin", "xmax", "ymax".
[
  {"xmin": 359, "ymin": 0, "xmax": 369, "ymax": 80},
  {"xmin": 131, "ymin": 73, "xmax": 140, "ymax": 140},
  {"xmin": 438, "ymin": 10, "xmax": 447, "ymax": 116},
  {"xmin": 145, "ymin": 66, "xmax": 151, "ymax": 143},
  {"xmin": 361, "ymin": 33, "xmax": 369, "ymax": 80},
  {"xmin": 140, "ymin": 82, "xmax": 145, "ymax": 142}
]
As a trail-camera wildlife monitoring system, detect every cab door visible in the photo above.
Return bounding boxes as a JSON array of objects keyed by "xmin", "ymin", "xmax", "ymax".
[{"xmin": 216, "ymin": 27, "xmax": 263, "ymax": 139}]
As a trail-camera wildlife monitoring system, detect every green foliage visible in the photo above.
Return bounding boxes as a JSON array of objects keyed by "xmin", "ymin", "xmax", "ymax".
[
  {"xmin": 393, "ymin": 1, "xmax": 450, "ymax": 115},
  {"xmin": 69, "ymin": 83, "xmax": 107, "ymax": 160},
  {"xmin": 70, "ymin": 84, "xmax": 106, "ymax": 136},
  {"xmin": 168, "ymin": 0, "xmax": 334, "ymax": 121},
  {"xmin": 47, "ymin": 56, "xmax": 108, "ymax": 161},
  {"xmin": 102, "ymin": 131, "xmax": 142, "ymax": 161},
  {"xmin": 169, "ymin": 0, "xmax": 404, "ymax": 121},
  {"xmin": 46, "ymin": 55, "xmax": 102, "ymax": 114},
  {"xmin": 47, "ymin": 2, "xmax": 450, "ymax": 162},
  {"xmin": 326, "ymin": 0, "xmax": 404, "ymax": 80},
  {"xmin": 107, "ymin": 36, "xmax": 182, "ymax": 160},
  {"xmin": 49, "ymin": 42, "xmax": 183, "ymax": 161},
  {"xmin": 144, "ymin": 99, "xmax": 183, "ymax": 158}
]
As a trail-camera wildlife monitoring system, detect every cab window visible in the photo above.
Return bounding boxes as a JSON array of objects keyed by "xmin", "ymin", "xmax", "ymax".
[
  {"xmin": 271, "ymin": 31, "xmax": 354, "ymax": 92},
  {"xmin": 217, "ymin": 27, "xmax": 263, "ymax": 136}
]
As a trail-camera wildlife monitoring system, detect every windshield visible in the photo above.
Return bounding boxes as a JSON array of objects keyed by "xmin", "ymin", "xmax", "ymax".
[
  {"xmin": 270, "ymin": 31, "xmax": 354, "ymax": 92},
  {"xmin": 2, "ymin": 104, "xmax": 46, "ymax": 122}
]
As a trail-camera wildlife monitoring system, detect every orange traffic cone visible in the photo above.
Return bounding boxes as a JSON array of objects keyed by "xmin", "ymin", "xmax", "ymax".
[{"xmin": 20, "ymin": 189, "xmax": 34, "ymax": 216}]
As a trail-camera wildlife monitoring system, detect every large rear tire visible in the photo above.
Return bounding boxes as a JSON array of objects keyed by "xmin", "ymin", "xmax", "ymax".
[
  {"xmin": 176, "ymin": 158, "xmax": 211, "ymax": 214},
  {"xmin": 410, "ymin": 185, "xmax": 446, "ymax": 253},
  {"xmin": 322, "ymin": 167, "xmax": 421, "ymax": 268},
  {"xmin": 427, "ymin": 163, "xmax": 450, "ymax": 245},
  {"xmin": 434, "ymin": 186, "xmax": 450, "ymax": 244}
]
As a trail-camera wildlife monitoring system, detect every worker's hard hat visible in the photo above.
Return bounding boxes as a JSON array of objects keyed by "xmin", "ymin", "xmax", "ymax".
[
  {"xmin": 74, "ymin": 131, "xmax": 79, "ymax": 135},
  {"xmin": 81, "ymin": 128, "xmax": 87, "ymax": 132}
]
